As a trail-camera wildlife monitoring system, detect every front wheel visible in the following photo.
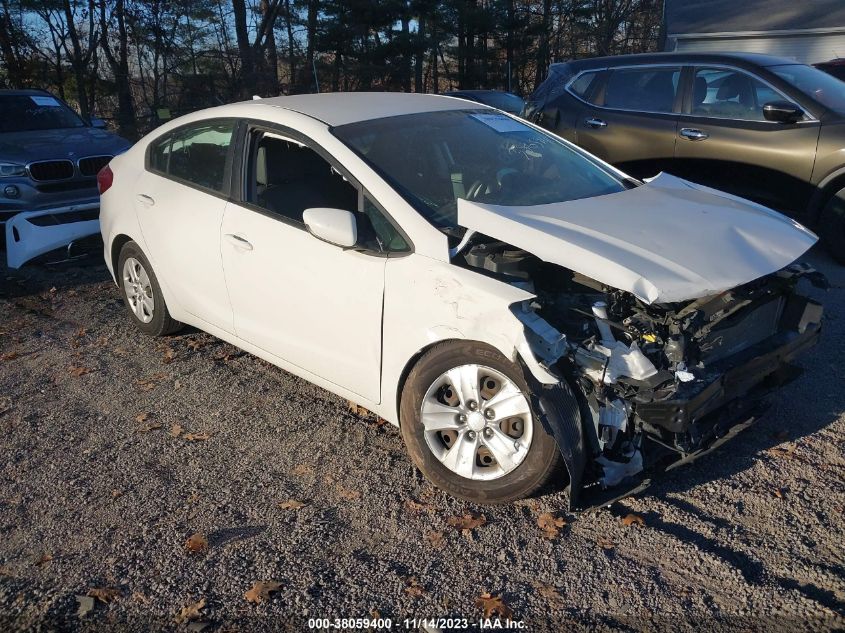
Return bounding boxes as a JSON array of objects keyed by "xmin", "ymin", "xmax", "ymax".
[
  {"xmin": 820, "ymin": 187, "xmax": 845, "ymax": 264},
  {"xmin": 400, "ymin": 341, "xmax": 561, "ymax": 504}
]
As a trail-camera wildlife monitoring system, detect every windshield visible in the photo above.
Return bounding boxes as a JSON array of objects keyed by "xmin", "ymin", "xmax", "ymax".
[
  {"xmin": 770, "ymin": 64, "xmax": 845, "ymax": 115},
  {"xmin": 333, "ymin": 110, "xmax": 626, "ymax": 229},
  {"xmin": 0, "ymin": 94, "xmax": 86, "ymax": 132}
]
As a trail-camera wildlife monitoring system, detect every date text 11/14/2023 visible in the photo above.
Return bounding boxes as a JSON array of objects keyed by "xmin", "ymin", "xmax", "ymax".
[{"xmin": 307, "ymin": 617, "xmax": 528, "ymax": 629}]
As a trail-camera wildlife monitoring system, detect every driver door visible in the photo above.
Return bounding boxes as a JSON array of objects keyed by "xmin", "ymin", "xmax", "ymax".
[{"xmin": 220, "ymin": 128, "xmax": 392, "ymax": 402}]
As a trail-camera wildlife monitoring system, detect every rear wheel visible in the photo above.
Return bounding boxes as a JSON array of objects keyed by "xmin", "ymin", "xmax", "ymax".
[
  {"xmin": 820, "ymin": 187, "xmax": 845, "ymax": 264},
  {"xmin": 400, "ymin": 341, "xmax": 560, "ymax": 504},
  {"xmin": 117, "ymin": 241, "xmax": 182, "ymax": 336}
]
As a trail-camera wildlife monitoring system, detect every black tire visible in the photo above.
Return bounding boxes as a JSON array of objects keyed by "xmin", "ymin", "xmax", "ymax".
[
  {"xmin": 820, "ymin": 187, "xmax": 845, "ymax": 264},
  {"xmin": 117, "ymin": 241, "xmax": 183, "ymax": 336},
  {"xmin": 400, "ymin": 341, "xmax": 561, "ymax": 504}
]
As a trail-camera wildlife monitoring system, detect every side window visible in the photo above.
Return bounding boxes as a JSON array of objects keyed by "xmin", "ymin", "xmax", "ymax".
[
  {"xmin": 691, "ymin": 68, "xmax": 791, "ymax": 121},
  {"xmin": 363, "ymin": 196, "xmax": 410, "ymax": 253},
  {"xmin": 149, "ymin": 134, "xmax": 172, "ymax": 173},
  {"xmin": 603, "ymin": 67, "xmax": 681, "ymax": 113},
  {"xmin": 168, "ymin": 120, "xmax": 235, "ymax": 192},
  {"xmin": 568, "ymin": 71, "xmax": 600, "ymax": 103},
  {"xmin": 249, "ymin": 132, "xmax": 358, "ymax": 225}
]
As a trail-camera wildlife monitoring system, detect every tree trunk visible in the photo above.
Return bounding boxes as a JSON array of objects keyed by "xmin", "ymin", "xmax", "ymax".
[
  {"xmin": 62, "ymin": 0, "xmax": 90, "ymax": 119},
  {"xmin": 232, "ymin": 0, "xmax": 255, "ymax": 97}
]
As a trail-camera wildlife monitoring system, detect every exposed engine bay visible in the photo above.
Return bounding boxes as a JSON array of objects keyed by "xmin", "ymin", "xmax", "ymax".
[{"xmin": 456, "ymin": 237, "xmax": 825, "ymax": 508}]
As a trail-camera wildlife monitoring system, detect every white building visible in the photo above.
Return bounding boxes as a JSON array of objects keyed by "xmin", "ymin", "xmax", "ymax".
[{"xmin": 663, "ymin": 0, "xmax": 845, "ymax": 65}]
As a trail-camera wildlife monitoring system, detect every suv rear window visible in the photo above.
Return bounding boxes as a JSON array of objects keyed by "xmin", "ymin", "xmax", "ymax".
[{"xmin": 603, "ymin": 67, "xmax": 681, "ymax": 113}]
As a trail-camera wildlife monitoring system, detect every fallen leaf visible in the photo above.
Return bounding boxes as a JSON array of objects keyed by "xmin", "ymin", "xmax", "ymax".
[
  {"xmin": 532, "ymin": 582, "xmax": 562, "ymax": 603},
  {"xmin": 174, "ymin": 597, "xmax": 206, "ymax": 624},
  {"xmin": 131, "ymin": 592, "xmax": 150, "ymax": 605},
  {"xmin": 186, "ymin": 339, "xmax": 207, "ymax": 351},
  {"xmin": 76, "ymin": 595, "xmax": 95, "ymax": 618},
  {"xmin": 185, "ymin": 533, "xmax": 208, "ymax": 554},
  {"xmin": 446, "ymin": 513, "xmax": 487, "ymax": 536},
  {"xmin": 767, "ymin": 444, "xmax": 797, "ymax": 459},
  {"xmin": 75, "ymin": 327, "xmax": 87, "ymax": 338},
  {"xmin": 537, "ymin": 512, "xmax": 567, "ymax": 538},
  {"xmin": 162, "ymin": 347, "xmax": 177, "ymax": 364},
  {"xmin": 140, "ymin": 422, "xmax": 162, "ymax": 433},
  {"xmin": 291, "ymin": 464, "xmax": 312, "ymax": 476},
  {"xmin": 404, "ymin": 499, "xmax": 436, "ymax": 514},
  {"xmin": 348, "ymin": 401, "xmax": 370, "ymax": 416},
  {"xmin": 773, "ymin": 487, "xmax": 786, "ymax": 499},
  {"xmin": 137, "ymin": 372, "xmax": 166, "ymax": 391},
  {"xmin": 88, "ymin": 587, "xmax": 121, "ymax": 603},
  {"xmin": 111, "ymin": 489, "xmax": 122, "ymax": 499},
  {"xmin": 370, "ymin": 609, "xmax": 381, "ymax": 619},
  {"xmin": 278, "ymin": 499, "xmax": 306, "ymax": 510},
  {"xmin": 424, "ymin": 530, "xmax": 445, "ymax": 548},
  {"xmin": 597, "ymin": 537, "xmax": 615, "ymax": 550},
  {"xmin": 33, "ymin": 553, "xmax": 52, "ymax": 566},
  {"xmin": 337, "ymin": 486, "xmax": 361, "ymax": 501},
  {"xmin": 244, "ymin": 581, "xmax": 282, "ymax": 604},
  {"xmin": 405, "ymin": 577, "xmax": 426, "ymax": 597},
  {"xmin": 184, "ymin": 432, "xmax": 211, "ymax": 442},
  {"xmin": 0, "ymin": 350, "xmax": 19, "ymax": 361},
  {"xmin": 475, "ymin": 592, "xmax": 513, "ymax": 619},
  {"xmin": 69, "ymin": 365, "xmax": 91, "ymax": 377},
  {"xmin": 170, "ymin": 423, "xmax": 184, "ymax": 438},
  {"xmin": 621, "ymin": 513, "xmax": 645, "ymax": 528},
  {"xmin": 135, "ymin": 412, "xmax": 150, "ymax": 423}
]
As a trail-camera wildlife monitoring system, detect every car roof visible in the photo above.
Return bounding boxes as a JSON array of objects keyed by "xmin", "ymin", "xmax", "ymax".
[
  {"xmin": 445, "ymin": 90, "xmax": 517, "ymax": 96},
  {"xmin": 560, "ymin": 51, "xmax": 802, "ymax": 72},
  {"xmin": 0, "ymin": 88, "xmax": 53, "ymax": 97},
  {"xmin": 256, "ymin": 92, "xmax": 482, "ymax": 126}
]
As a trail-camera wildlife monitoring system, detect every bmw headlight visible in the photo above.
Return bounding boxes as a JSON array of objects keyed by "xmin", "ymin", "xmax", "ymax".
[{"xmin": 0, "ymin": 162, "xmax": 25, "ymax": 177}]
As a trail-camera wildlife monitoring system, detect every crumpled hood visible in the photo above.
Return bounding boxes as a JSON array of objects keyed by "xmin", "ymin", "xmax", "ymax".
[
  {"xmin": 457, "ymin": 172, "xmax": 817, "ymax": 304},
  {"xmin": 0, "ymin": 127, "xmax": 130, "ymax": 163}
]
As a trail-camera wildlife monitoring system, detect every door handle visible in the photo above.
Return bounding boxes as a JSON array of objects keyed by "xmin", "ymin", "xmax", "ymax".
[
  {"xmin": 585, "ymin": 117, "xmax": 607, "ymax": 129},
  {"xmin": 135, "ymin": 193, "xmax": 155, "ymax": 206},
  {"xmin": 680, "ymin": 128, "xmax": 709, "ymax": 141},
  {"xmin": 224, "ymin": 233, "xmax": 253, "ymax": 251}
]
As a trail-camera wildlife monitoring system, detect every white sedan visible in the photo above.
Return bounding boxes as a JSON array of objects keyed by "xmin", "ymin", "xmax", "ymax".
[{"xmin": 99, "ymin": 93, "xmax": 823, "ymax": 508}]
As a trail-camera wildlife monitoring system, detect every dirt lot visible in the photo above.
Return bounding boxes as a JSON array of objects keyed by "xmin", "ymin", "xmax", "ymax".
[{"xmin": 0, "ymin": 245, "xmax": 843, "ymax": 632}]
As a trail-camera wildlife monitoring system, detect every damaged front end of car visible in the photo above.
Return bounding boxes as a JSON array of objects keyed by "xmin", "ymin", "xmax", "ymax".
[
  {"xmin": 511, "ymin": 259, "xmax": 823, "ymax": 510},
  {"xmin": 452, "ymin": 174, "xmax": 825, "ymax": 510}
]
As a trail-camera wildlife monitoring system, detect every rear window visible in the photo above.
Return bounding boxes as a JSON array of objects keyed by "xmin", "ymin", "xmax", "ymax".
[
  {"xmin": 147, "ymin": 119, "xmax": 236, "ymax": 193},
  {"xmin": 603, "ymin": 67, "xmax": 681, "ymax": 113},
  {"xmin": 0, "ymin": 94, "xmax": 85, "ymax": 132}
]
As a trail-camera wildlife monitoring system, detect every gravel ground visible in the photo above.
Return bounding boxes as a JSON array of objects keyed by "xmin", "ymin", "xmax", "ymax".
[{"xmin": 0, "ymin": 245, "xmax": 843, "ymax": 633}]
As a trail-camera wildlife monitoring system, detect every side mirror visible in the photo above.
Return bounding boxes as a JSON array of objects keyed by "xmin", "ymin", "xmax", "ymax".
[
  {"xmin": 762, "ymin": 101, "xmax": 804, "ymax": 124},
  {"xmin": 90, "ymin": 117, "xmax": 107, "ymax": 129},
  {"xmin": 303, "ymin": 207, "xmax": 358, "ymax": 248}
]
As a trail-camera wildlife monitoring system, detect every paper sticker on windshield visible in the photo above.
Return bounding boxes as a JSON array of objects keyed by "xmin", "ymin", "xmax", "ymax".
[
  {"xmin": 30, "ymin": 96, "xmax": 61, "ymax": 107},
  {"xmin": 469, "ymin": 113, "xmax": 527, "ymax": 133}
]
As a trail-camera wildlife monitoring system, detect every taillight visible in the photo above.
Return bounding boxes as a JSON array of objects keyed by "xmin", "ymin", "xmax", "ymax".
[{"xmin": 97, "ymin": 165, "xmax": 113, "ymax": 195}]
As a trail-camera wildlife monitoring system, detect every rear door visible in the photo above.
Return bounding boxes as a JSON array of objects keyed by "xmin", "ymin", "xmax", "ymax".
[
  {"xmin": 134, "ymin": 119, "xmax": 236, "ymax": 332},
  {"xmin": 672, "ymin": 66, "xmax": 821, "ymax": 213},
  {"xmin": 574, "ymin": 65, "xmax": 682, "ymax": 179}
]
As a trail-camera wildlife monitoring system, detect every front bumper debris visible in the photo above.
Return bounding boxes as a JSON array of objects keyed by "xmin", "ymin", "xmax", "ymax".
[{"xmin": 5, "ymin": 203, "xmax": 100, "ymax": 268}]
